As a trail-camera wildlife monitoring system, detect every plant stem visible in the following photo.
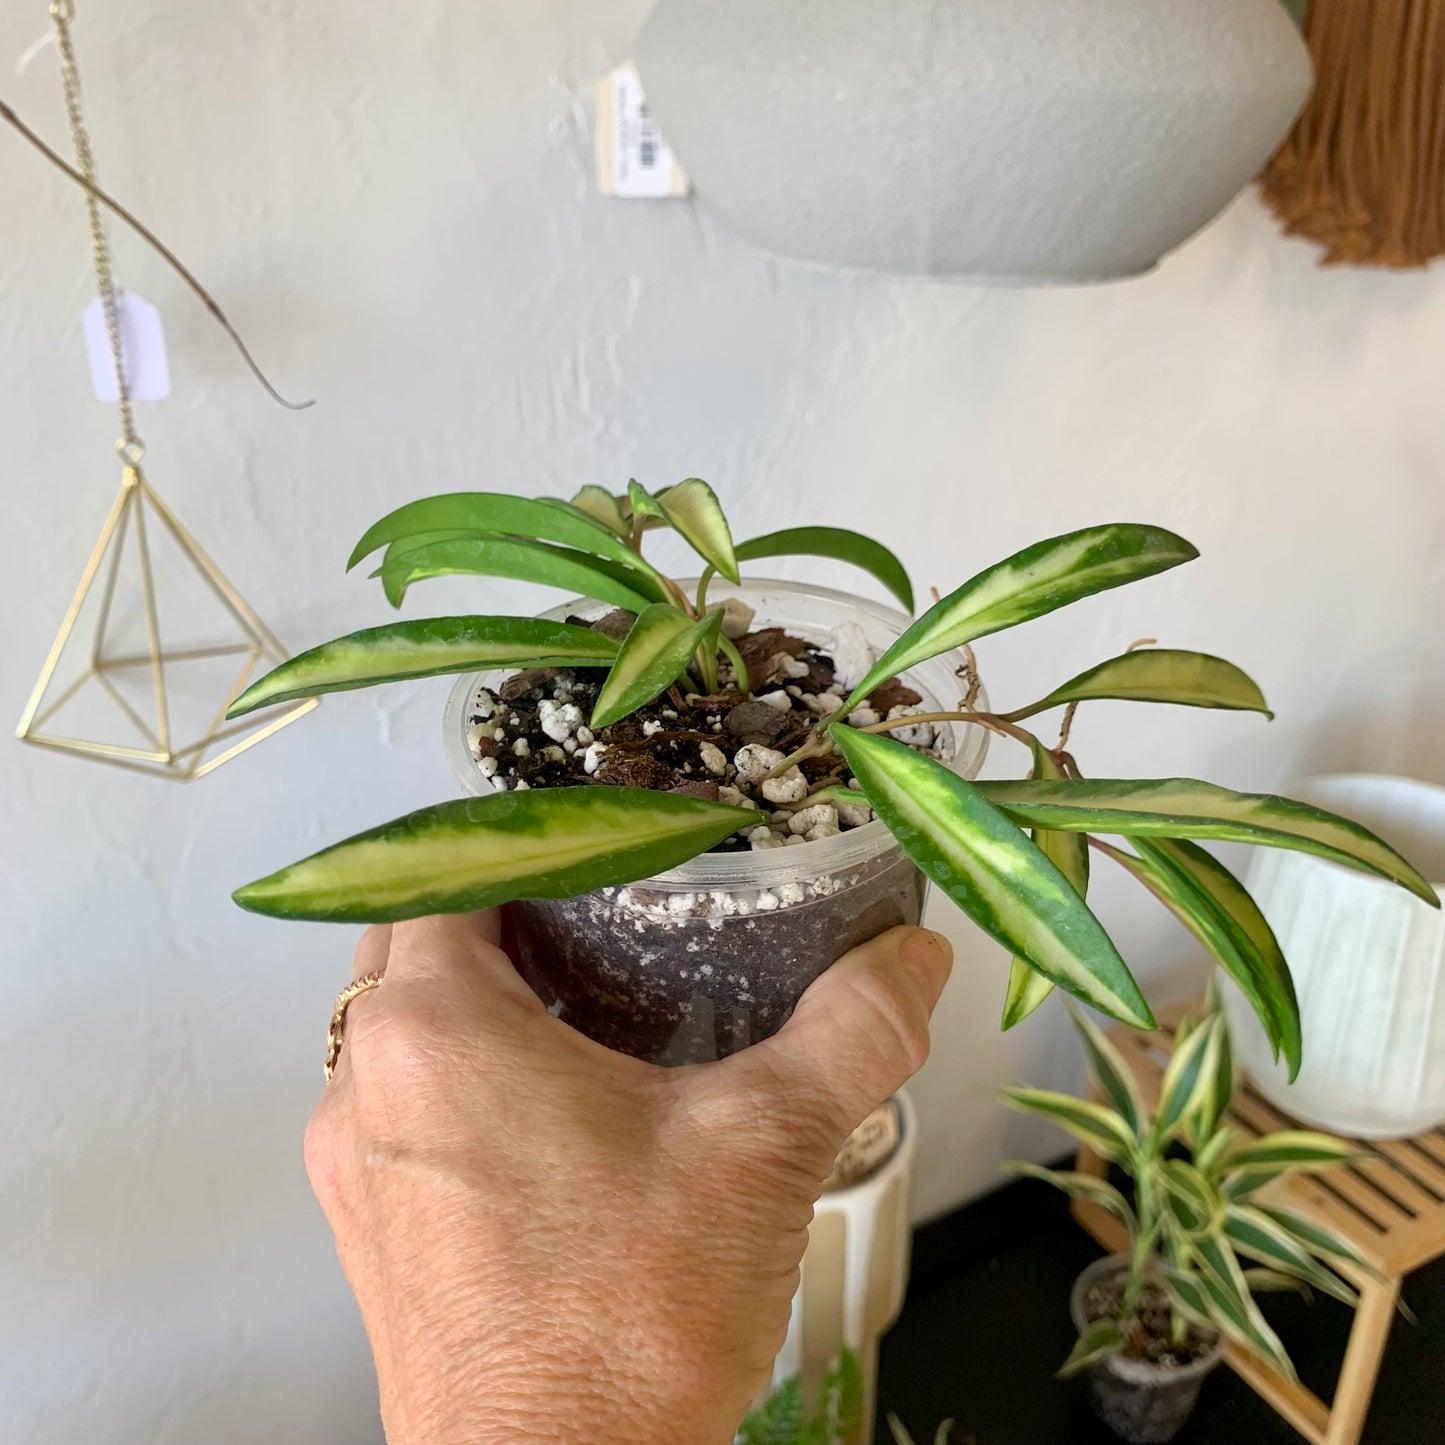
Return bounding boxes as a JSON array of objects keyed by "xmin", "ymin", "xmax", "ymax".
[
  {"xmin": 718, "ymin": 634, "xmax": 750, "ymax": 694},
  {"xmin": 0, "ymin": 94, "xmax": 313, "ymax": 411},
  {"xmin": 763, "ymin": 733, "xmax": 835, "ymax": 780},
  {"xmin": 694, "ymin": 566, "xmax": 717, "ymax": 618},
  {"xmin": 853, "ymin": 709, "xmax": 1037, "ymax": 750}
]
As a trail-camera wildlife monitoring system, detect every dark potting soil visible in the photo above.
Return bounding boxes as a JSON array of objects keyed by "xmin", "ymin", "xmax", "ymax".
[
  {"xmin": 467, "ymin": 606, "xmax": 947, "ymax": 1063},
  {"xmin": 1084, "ymin": 1276, "xmax": 1216, "ymax": 1368}
]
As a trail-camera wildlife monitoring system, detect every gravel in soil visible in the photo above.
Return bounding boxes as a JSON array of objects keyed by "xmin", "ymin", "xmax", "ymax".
[
  {"xmin": 1085, "ymin": 1277, "xmax": 1217, "ymax": 1367},
  {"xmin": 462, "ymin": 607, "xmax": 942, "ymax": 852}
]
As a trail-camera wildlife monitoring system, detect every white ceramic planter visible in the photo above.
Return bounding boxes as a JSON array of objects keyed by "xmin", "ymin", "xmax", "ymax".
[
  {"xmin": 1224, "ymin": 775, "xmax": 1445, "ymax": 1139},
  {"xmin": 766, "ymin": 1091, "xmax": 918, "ymax": 1445},
  {"xmin": 635, "ymin": 0, "xmax": 1312, "ymax": 282}
]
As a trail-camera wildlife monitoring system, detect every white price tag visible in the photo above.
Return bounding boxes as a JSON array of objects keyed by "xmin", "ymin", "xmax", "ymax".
[
  {"xmin": 82, "ymin": 290, "xmax": 171, "ymax": 402},
  {"xmin": 596, "ymin": 63, "xmax": 689, "ymax": 200}
]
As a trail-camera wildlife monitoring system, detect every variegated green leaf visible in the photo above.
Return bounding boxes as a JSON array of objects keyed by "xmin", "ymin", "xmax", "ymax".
[
  {"xmin": 996, "ymin": 1087, "xmax": 1139, "ymax": 1164},
  {"xmin": 648, "ymin": 477, "xmax": 740, "ymax": 584},
  {"xmin": 1225, "ymin": 1132, "xmax": 1361, "ymax": 1175},
  {"xmin": 1003, "ymin": 740, "xmax": 1088, "ymax": 1029},
  {"xmin": 1002, "ymin": 1162, "xmax": 1137, "ymax": 1230},
  {"xmin": 1194, "ymin": 1126, "xmax": 1240, "ymax": 1183},
  {"xmin": 832, "ymin": 727, "xmax": 1153, "ymax": 1028},
  {"xmin": 233, "ymin": 788, "xmax": 755, "ymax": 923},
  {"xmin": 1224, "ymin": 1206, "xmax": 1359, "ymax": 1307},
  {"xmin": 1254, "ymin": 1205, "xmax": 1383, "ymax": 1281},
  {"xmin": 1242, "ymin": 1269, "xmax": 1314, "ymax": 1298},
  {"xmin": 1191, "ymin": 1235, "xmax": 1297, "ymax": 1379},
  {"xmin": 976, "ymin": 777, "xmax": 1438, "ymax": 907},
  {"xmin": 227, "ymin": 617, "xmax": 620, "ymax": 718},
  {"xmin": 839, "ymin": 523, "xmax": 1199, "ymax": 712},
  {"xmin": 347, "ymin": 491, "xmax": 670, "ymax": 598},
  {"xmin": 590, "ymin": 605, "xmax": 723, "ymax": 729},
  {"xmin": 1058, "ymin": 1317, "xmax": 1127, "ymax": 1378},
  {"xmin": 1160, "ymin": 1268, "xmax": 1218, "ymax": 1339},
  {"xmin": 1156, "ymin": 1014, "xmax": 1223, "ymax": 1139},
  {"xmin": 1161, "ymin": 1158, "xmax": 1225, "ymax": 1235},
  {"xmin": 734, "ymin": 527, "xmax": 914, "ymax": 612},
  {"xmin": 1005, "ymin": 649, "xmax": 1273, "ymax": 722},
  {"xmin": 1141, "ymin": 840, "xmax": 1301, "ymax": 1079},
  {"xmin": 1069, "ymin": 1005, "xmax": 1147, "ymax": 1139},
  {"xmin": 567, "ymin": 484, "xmax": 631, "ymax": 538},
  {"xmin": 377, "ymin": 536, "xmax": 659, "ymax": 613}
]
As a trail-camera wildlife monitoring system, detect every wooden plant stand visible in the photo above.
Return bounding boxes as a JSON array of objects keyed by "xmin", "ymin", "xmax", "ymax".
[{"xmin": 1071, "ymin": 999, "xmax": 1445, "ymax": 1445}]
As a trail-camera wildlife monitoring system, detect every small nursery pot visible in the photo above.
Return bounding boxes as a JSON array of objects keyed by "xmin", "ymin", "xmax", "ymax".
[
  {"xmin": 1070, "ymin": 1256, "xmax": 1223, "ymax": 1445},
  {"xmin": 443, "ymin": 578, "xmax": 989, "ymax": 1064}
]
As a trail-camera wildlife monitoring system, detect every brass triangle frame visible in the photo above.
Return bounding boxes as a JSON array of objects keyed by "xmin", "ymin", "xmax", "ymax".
[{"xmin": 17, "ymin": 464, "xmax": 316, "ymax": 781}]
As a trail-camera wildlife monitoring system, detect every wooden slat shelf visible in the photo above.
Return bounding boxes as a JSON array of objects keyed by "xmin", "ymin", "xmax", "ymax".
[{"xmin": 1070, "ymin": 998, "xmax": 1443, "ymax": 1445}]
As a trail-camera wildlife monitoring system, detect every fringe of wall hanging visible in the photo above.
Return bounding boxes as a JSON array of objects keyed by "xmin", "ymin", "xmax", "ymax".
[{"xmin": 1261, "ymin": 0, "xmax": 1445, "ymax": 268}]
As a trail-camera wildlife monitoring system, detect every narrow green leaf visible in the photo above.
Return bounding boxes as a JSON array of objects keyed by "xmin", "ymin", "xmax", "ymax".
[
  {"xmin": 1002, "ymin": 1162, "xmax": 1137, "ymax": 1230},
  {"xmin": 1156, "ymin": 1014, "xmax": 1223, "ymax": 1139},
  {"xmin": 1161, "ymin": 1158, "xmax": 1225, "ymax": 1234},
  {"xmin": 1225, "ymin": 1132, "xmax": 1362, "ymax": 1173},
  {"xmin": 1003, "ymin": 740, "xmax": 1087, "ymax": 1029},
  {"xmin": 651, "ymin": 478, "xmax": 740, "ymax": 584},
  {"xmin": 975, "ymin": 777, "xmax": 1439, "ymax": 907},
  {"xmin": 233, "ymin": 788, "xmax": 755, "ymax": 924},
  {"xmin": 1191, "ymin": 1235, "xmax": 1297, "ymax": 1379},
  {"xmin": 734, "ymin": 527, "xmax": 915, "ymax": 612},
  {"xmin": 1160, "ymin": 1268, "xmax": 1218, "ymax": 1339},
  {"xmin": 590, "ymin": 605, "xmax": 723, "ymax": 729},
  {"xmin": 833, "ymin": 727, "xmax": 1154, "ymax": 1028},
  {"xmin": 377, "ymin": 536, "xmax": 658, "ymax": 613},
  {"xmin": 227, "ymin": 617, "xmax": 619, "ymax": 718},
  {"xmin": 1069, "ymin": 1005, "xmax": 1148, "ymax": 1140},
  {"xmin": 347, "ymin": 491, "xmax": 667, "ymax": 594},
  {"xmin": 997, "ymin": 1087, "xmax": 1139, "ymax": 1163},
  {"xmin": 1142, "ymin": 839, "xmax": 1301, "ymax": 1079},
  {"xmin": 840, "ymin": 523, "xmax": 1199, "ymax": 712},
  {"xmin": 568, "ymin": 484, "xmax": 631, "ymax": 538},
  {"xmin": 626, "ymin": 478, "xmax": 668, "ymax": 522},
  {"xmin": 1242, "ymin": 1269, "xmax": 1314, "ymax": 1299},
  {"xmin": 1194, "ymin": 1126, "xmax": 1240, "ymax": 1184},
  {"xmin": 1255, "ymin": 1205, "xmax": 1382, "ymax": 1279},
  {"xmin": 1058, "ymin": 1318, "xmax": 1126, "ymax": 1378},
  {"xmin": 374, "ymin": 529, "xmax": 492, "ymax": 607},
  {"xmin": 1224, "ymin": 1206, "xmax": 1360, "ymax": 1307},
  {"xmin": 1008, "ymin": 650, "xmax": 1273, "ymax": 721}
]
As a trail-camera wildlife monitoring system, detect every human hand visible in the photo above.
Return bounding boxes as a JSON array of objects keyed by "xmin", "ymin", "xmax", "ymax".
[{"xmin": 304, "ymin": 912, "xmax": 953, "ymax": 1445}]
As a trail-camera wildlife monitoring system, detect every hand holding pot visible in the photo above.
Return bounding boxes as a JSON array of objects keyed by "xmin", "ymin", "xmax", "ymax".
[{"xmin": 305, "ymin": 912, "xmax": 953, "ymax": 1445}]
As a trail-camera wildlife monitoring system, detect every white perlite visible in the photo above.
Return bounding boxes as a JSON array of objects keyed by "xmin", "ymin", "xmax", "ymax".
[
  {"xmin": 787, "ymin": 802, "xmax": 839, "ymax": 836},
  {"xmin": 734, "ymin": 743, "xmax": 786, "ymax": 784},
  {"xmin": 719, "ymin": 596, "xmax": 756, "ymax": 639},
  {"xmin": 757, "ymin": 689, "xmax": 792, "ymax": 712},
  {"xmin": 802, "ymin": 692, "xmax": 843, "ymax": 717},
  {"xmin": 760, "ymin": 767, "xmax": 808, "ymax": 805},
  {"xmin": 582, "ymin": 741, "xmax": 608, "ymax": 774},
  {"xmin": 471, "ymin": 689, "xmax": 497, "ymax": 720},
  {"xmin": 837, "ymin": 798, "xmax": 874, "ymax": 828},
  {"xmin": 538, "ymin": 699, "xmax": 583, "ymax": 743},
  {"xmin": 887, "ymin": 704, "xmax": 933, "ymax": 747},
  {"xmin": 699, "ymin": 742, "xmax": 728, "ymax": 775},
  {"xmin": 829, "ymin": 621, "xmax": 874, "ymax": 690}
]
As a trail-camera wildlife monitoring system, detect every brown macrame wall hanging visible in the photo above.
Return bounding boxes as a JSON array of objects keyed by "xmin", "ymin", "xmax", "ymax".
[{"xmin": 1261, "ymin": 0, "xmax": 1445, "ymax": 268}]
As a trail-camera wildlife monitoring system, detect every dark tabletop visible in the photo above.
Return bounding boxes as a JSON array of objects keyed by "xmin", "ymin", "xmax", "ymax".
[{"xmin": 876, "ymin": 1172, "xmax": 1445, "ymax": 1445}]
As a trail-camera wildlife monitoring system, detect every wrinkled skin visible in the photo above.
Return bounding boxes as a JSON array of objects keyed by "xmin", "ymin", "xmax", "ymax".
[{"xmin": 306, "ymin": 911, "xmax": 953, "ymax": 1445}]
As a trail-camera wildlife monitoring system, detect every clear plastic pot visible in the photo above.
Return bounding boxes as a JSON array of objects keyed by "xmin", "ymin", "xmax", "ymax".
[{"xmin": 443, "ymin": 578, "xmax": 988, "ymax": 1064}]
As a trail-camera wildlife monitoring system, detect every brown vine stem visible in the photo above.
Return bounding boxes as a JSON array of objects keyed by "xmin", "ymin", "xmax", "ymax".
[
  {"xmin": 854, "ymin": 709, "xmax": 1037, "ymax": 750},
  {"xmin": 0, "ymin": 95, "xmax": 314, "ymax": 411}
]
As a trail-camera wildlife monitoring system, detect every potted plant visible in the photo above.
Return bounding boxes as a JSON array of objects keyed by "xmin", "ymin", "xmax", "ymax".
[
  {"xmin": 1001, "ymin": 995, "xmax": 1380, "ymax": 1444},
  {"xmin": 228, "ymin": 482, "xmax": 1437, "ymax": 1062},
  {"xmin": 735, "ymin": 1349, "xmax": 951, "ymax": 1445}
]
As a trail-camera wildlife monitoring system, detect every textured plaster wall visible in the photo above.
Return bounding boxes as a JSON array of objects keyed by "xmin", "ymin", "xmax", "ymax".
[{"xmin": 3, "ymin": 3, "xmax": 1444, "ymax": 1442}]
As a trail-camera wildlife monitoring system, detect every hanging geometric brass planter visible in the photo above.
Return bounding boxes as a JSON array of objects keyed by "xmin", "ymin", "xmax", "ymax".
[
  {"xmin": 16, "ymin": 464, "xmax": 315, "ymax": 781},
  {"xmin": 13, "ymin": 0, "xmax": 315, "ymax": 782}
]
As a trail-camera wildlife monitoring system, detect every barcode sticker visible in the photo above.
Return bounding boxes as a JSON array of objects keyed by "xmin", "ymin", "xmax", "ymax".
[
  {"xmin": 596, "ymin": 64, "xmax": 689, "ymax": 199},
  {"xmin": 82, "ymin": 290, "xmax": 170, "ymax": 402}
]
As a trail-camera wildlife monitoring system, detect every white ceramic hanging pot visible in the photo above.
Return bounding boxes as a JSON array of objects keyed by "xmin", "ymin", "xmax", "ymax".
[
  {"xmin": 1224, "ymin": 775, "xmax": 1445, "ymax": 1139},
  {"xmin": 634, "ymin": 0, "xmax": 1312, "ymax": 283}
]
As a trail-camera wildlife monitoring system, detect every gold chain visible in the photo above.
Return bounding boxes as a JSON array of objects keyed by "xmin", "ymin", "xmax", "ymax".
[{"xmin": 49, "ymin": 0, "xmax": 144, "ymax": 465}]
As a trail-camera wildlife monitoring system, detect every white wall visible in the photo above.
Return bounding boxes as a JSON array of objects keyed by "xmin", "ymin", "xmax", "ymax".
[{"xmin": 3, "ymin": 3, "xmax": 1443, "ymax": 1442}]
